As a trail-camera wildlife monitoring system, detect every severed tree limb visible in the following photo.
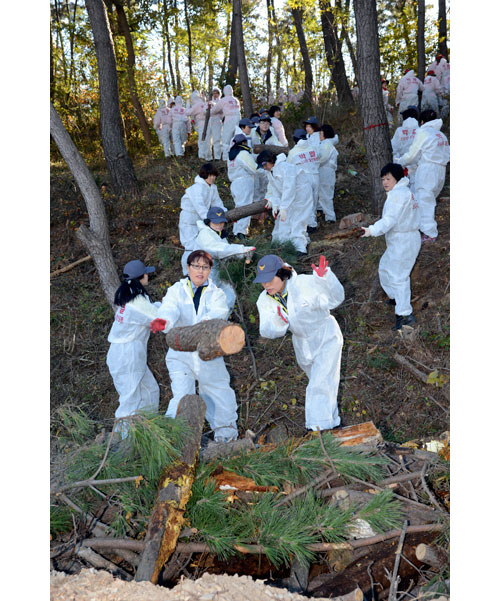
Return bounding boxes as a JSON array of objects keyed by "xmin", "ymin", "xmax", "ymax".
[
  {"xmin": 252, "ymin": 143, "xmax": 289, "ymax": 155},
  {"xmin": 224, "ymin": 199, "xmax": 269, "ymax": 223},
  {"xmin": 388, "ymin": 520, "xmax": 408, "ymax": 601},
  {"xmin": 415, "ymin": 543, "xmax": 448, "ymax": 569},
  {"xmin": 52, "ymin": 475, "xmax": 142, "ymax": 495},
  {"xmin": 394, "ymin": 353, "xmax": 450, "ymax": 401},
  {"xmin": 420, "ymin": 462, "xmax": 446, "ymax": 514},
  {"xmin": 347, "ymin": 476, "xmax": 437, "ymax": 511},
  {"xmin": 76, "ymin": 546, "xmax": 133, "ymax": 580},
  {"xmin": 165, "ymin": 319, "xmax": 244, "ymax": 361},
  {"xmin": 50, "ymin": 255, "xmax": 92, "ymax": 277}
]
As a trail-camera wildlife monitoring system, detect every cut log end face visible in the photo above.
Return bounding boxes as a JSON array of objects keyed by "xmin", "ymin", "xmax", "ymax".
[{"xmin": 218, "ymin": 324, "xmax": 245, "ymax": 355}]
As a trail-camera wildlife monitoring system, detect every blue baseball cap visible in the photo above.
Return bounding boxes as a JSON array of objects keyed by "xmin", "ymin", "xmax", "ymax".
[
  {"xmin": 239, "ymin": 118, "xmax": 256, "ymax": 128},
  {"xmin": 123, "ymin": 260, "xmax": 155, "ymax": 279},
  {"xmin": 293, "ymin": 128, "xmax": 307, "ymax": 141},
  {"xmin": 303, "ymin": 116, "xmax": 318, "ymax": 125},
  {"xmin": 206, "ymin": 207, "xmax": 228, "ymax": 223},
  {"xmin": 254, "ymin": 255, "xmax": 284, "ymax": 283}
]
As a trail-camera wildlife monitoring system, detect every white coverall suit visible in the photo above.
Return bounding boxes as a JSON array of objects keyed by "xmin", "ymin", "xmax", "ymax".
[
  {"xmin": 271, "ymin": 116, "xmax": 288, "ymax": 146},
  {"xmin": 256, "ymin": 268, "xmax": 345, "ymax": 430},
  {"xmin": 179, "ymin": 176, "xmax": 227, "ymax": 273},
  {"xmin": 153, "ymin": 101, "xmax": 172, "ymax": 157},
  {"xmin": 211, "ymin": 85, "xmax": 242, "ymax": 160},
  {"xmin": 396, "ymin": 119, "xmax": 450, "ymax": 239},
  {"xmin": 395, "ymin": 71, "xmax": 424, "ymax": 119},
  {"xmin": 265, "ymin": 154, "xmax": 312, "ymax": 253},
  {"xmin": 193, "ymin": 220, "xmax": 253, "ymax": 309},
  {"xmin": 365, "ymin": 177, "xmax": 421, "ymax": 317},
  {"xmin": 208, "ymin": 94, "xmax": 223, "ymax": 160},
  {"xmin": 251, "ymin": 126, "xmax": 283, "ymax": 203},
  {"xmin": 391, "ymin": 117, "xmax": 419, "ymax": 190},
  {"xmin": 167, "ymin": 96, "xmax": 191, "ymax": 156},
  {"xmin": 318, "ymin": 135, "xmax": 340, "ymax": 222},
  {"xmin": 422, "ymin": 75, "xmax": 442, "ymax": 115},
  {"xmin": 436, "ymin": 60, "xmax": 450, "ymax": 118},
  {"xmin": 187, "ymin": 93, "xmax": 211, "ymax": 160},
  {"xmin": 287, "ymin": 139, "xmax": 321, "ymax": 228},
  {"xmin": 227, "ymin": 148, "xmax": 258, "ymax": 236},
  {"xmin": 106, "ymin": 295, "xmax": 161, "ymax": 437},
  {"xmin": 157, "ymin": 278, "xmax": 238, "ymax": 442}
]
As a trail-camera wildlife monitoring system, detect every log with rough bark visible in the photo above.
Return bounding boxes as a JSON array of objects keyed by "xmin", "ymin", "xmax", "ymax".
[
  {"xmin": 224, "ymin": 199, "xmax": 269, "ymax": 223},
  {"xmin": 165, "ymin": 319, "xmax": 245, "ymax": 361},
  {"xmin": 201, "ymin": 430, "xmax": 256, "ymax": 461},
  {"xmin": 252, "ymin": 143, "xmax": 289, "ymax": 155},
  {"xmin": 135, "ymin": 394, "xmax": 206, "ymax": 583},
  {"xmin": 415, "ymin": 543, "xmax": 448, "ymax": 568}
]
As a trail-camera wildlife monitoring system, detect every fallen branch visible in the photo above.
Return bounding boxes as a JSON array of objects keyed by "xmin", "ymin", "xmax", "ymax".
[
  {"xmin": 52, "ymin": 475, "xmax": 142, "ymax": 495},
  {"xmin": 50, "ymin": 255, "xmax": 92, "ymax": 278},
  {"xmin": 394, "ymin": 353, "xmax": 449, "ymax": 401},
  {"xmin": 275, "ymin": 468, "xmax": 337, "ymax": 507},
  {"xmin": 76, "ymin": 546, "xmax": 133, "ymax": 580},
  {"xmin": 388, "ymin": 520, "xmax": 408, "ymax": 601}
]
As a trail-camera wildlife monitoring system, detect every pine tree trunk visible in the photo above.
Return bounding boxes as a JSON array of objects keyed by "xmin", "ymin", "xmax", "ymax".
[
  {"xmin": 84, "ymin": 0, "xmax": 138, "ymax": 195},
  {"xmin": 225, "ymin": 199, "xmax": 270, "ymax": 223},
  {"xmin": 184, "ymin": 0, "xmax": 194, "ymax": 89},
  {"xmin": 438, "ymin": 0, "xmax": 448, "ymax": 60},
  {"xmin": 135, "ymin": 394, "xmax": 206, "ymax": 584},
  {"xmin": 265, "ymin": 0, "xmax": 273, "ymax": 100},
  {"xmin": 112, "ymin": 0, "xmax": 152, "ymax": 148},
  {"xmin": 226, "ymin": 11, "xmax": 238, "ymax": 88},
  {"xmin": 165, "ymin": 320, "xmax": 245, "ymax": 361},
  {"xmin": 163, "ymin": 0, "xmax": 176, "ymax": 95},
  {"xmin": 416, "ymin": 0, "xmax": 426, "ymax": 82},
  {"xmin": 352, "ymin": 0, "xmax": 392, "ymax": 215},
  {"xmin": 50, "ymin": 103, "xmax": 120, "ymax": 308},
  {"xmin": 291, "ymin": 8, "xmax": 313, "ymax": 104},
  {"xmin": 233, "ymin": 0, "xmax": 253, "ymax": 115},
  {"xmin": 173, "ymin": 0, "xmax": 182, "ymax": 92}
]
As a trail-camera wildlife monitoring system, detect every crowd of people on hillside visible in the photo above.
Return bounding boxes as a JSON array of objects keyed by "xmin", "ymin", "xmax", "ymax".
[{"xmin": 108, "ymin": 53, "xmax": 450, "ymax": 447}]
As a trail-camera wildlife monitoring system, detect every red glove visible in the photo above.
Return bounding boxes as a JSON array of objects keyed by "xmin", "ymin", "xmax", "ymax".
[
  {"xmin": 403, "ymin": 167, "xmax": 409, "ymax": 177},
  {"xmin": 311, "ymin": 255, "xmax": 328, "ymax": 277},
  {"xmin": 150, "ymin": 318, "xmax": 167, "ymax": 333},
  {"xmin": 277, "ymin": 306, "xmax": 289, "ymax": 324}
]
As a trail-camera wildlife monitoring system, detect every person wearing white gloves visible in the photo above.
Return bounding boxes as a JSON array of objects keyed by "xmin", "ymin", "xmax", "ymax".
[
  {"xmin": 106, "ymin": 260, "xmax": 161, "ymax": 439},
  {"xmin": 391, "ymin": 106, "xmax": 419, "ymax": 190},
  {"xmin": 395, "ymin": 69, "xmax": 424, "ymax": 122},
  {"xmin": 150, "ymin": 250, "xmax": 239, "ymax": 443},
  {"xmin": 153, "ymin": 99, "xmax": 172, "ymax": 157},
  {"xmin": 192, "ymin": 207, "xmax": 255, "ymax": 309},
  {"xmin": 187, "ymin": 91, "xmax": 211, "ymax": 160},
  {"xmin": 227, "ymin": 134, "xmax": 259, "ymax": 240},
  {"xmin": 251, "ymin": 114, "xmax": 283, "ymax": 203},
  {"xmin": 318, "ymin": 124, "xmax": 340, "ymax": 223},
  {"xmin": 268, "ymin": 105, "xmax": 288, "ymax": 146},
  {"xmin": 255, "ymin": 254, "xmax": 344, "ymax": 431},
  {"xmin": 257, "ymin": 150, "xmax": 312, "ymax": 256},
  {"xmin": 360, "ymin": 163, "xmax": 420, "ymax": 331},
  {"xmin": 286, "ymin": 128, "xmax": 318, "ymax": 231},
  {"xmin": 207, "ymin": 87, "xmax": 223, "ymax": 160},
  {"xmin": 166, "ymin": 96, "xmax": 191, "ymax": 156},
  {"xmin": 179, "ymin": 163, "xmax": 227, "ymax": 273},
  {"xmin": 211, "ymin": 84, "xmax": 242, "ymax": 160},
  {"xmin": 394, "ymin": 109, "xmax": 450, "ymax": 242},
  {"xmin": 421, "ymin": 71, "xmax": 442, "ymax": 115}
]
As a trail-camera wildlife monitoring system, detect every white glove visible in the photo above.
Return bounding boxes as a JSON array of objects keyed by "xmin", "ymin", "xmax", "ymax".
[
  {"xmin": 279, "ymin": 209, "xmax": 288, "ymax": 222},
  {"xmin": 361, "ymin": 227, "xmax": 372, "ymax": 238},
  {"xmin": 265, "ymin": 199, "xmax": 272, "ymax": 210},
  {"xmin": 273, "ymin": 207, "xmax": 279, "ymax": 219}
]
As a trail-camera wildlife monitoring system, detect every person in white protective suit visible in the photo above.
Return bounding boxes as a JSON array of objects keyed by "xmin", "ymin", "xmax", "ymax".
[
  {"xmin": 435, "ymin": 58, "xmax": 450, "ymax": 118},
  {"xmin": 391, "ymin": 106, "xmax": 419, "ymax": 191},
  {"xmin": 268, "ymin": 105, "xmax": 288, "ymax": 146},
  {"xmin": 192, "ymin": 207, "xmax": 255, "ymax": 309},
  {"xmin": 153, "ymin": 99, "xmax": 172, "ymax": 157},
  {"xmin": 227, "ymin": 134, "xmax": 259, "ymax": 240},
  {"xmin": 231, "ymin": 117, "xmax": 256, "ymax": 149},
  {"xmin": 257, "ymin": 150, "xmax": 312, "ymax": 256},
  {"xmin": 150, "ymin": 250, "xmax": 239, "ymax": 443},
  {"xmin": 318, "ymin": 124, "xmax": 340, "ymax": 223},
  {"xmin": 106, "ymin": 260, "xmax": 161, "ymax": 439},
  {"xmin": 360, "ymin": 163, "xmax": 421, "ymax": 331},
  {"xmin": 206, "ymin": 87, "xmax": 223, "ymax": 160},
  {"xmin": 303, "ymin": 116, "xmax": 321, "ymax": 148},
  {"xmin": 211, "ymin": 84, "xmax": 242, "ymax": 160},
  {"xmin": 381, "ymin": 78, "xmax": 394, "ymax": 126},
  {"xmin": 395, "ymin": 69, "xmax": 424, "ymax": 122},
  {"xmin": 421, "ymin": 71, "xmax": 442, "ymax": 115},
  {"xmin": 166, "ymin": 96, "xmax": 191, "ymax": 156},
  {"xmin": 286, "ymin": 128, "xmax": 318, "ymax": 232},
  {"xmin": 179, "ymin": 163, "xmax": 227, "ymax": 273},
  {"xmin": 251, "ymin": 114, "xmax": 283, "ymax": 203},
  {"xmin": 187, "ymin": 91, "xmax": 211, "ymax": 160},
  {"xmin": 255, "ymin": 254, "xmax": 345, "ymax": 431},
  {"xmin": 394, "ymin": 109, "xmax": 449, "ymax": 242}
]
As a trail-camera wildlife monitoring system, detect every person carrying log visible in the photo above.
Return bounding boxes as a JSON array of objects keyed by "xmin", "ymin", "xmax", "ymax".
[
  {"xmin": 254, "ymin": 254, "xmax": 345, "ymax": 431},
  {"xmin": 150, "ymin": 250, "xmax": 239, "ymax": 443}
]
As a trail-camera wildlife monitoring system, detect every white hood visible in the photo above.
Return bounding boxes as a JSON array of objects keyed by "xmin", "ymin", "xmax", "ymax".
[
  {"xmin": 223, "ymin": 84, "xmax": 233, "ymax": 97},
  {"xmin": 422, "ymin": 118, "xmax": 443, "ymax": 131},
  {"xmin": 175, "ymin": 96, "xmax": 184, "ymax": 107},
  {"xmin": 402, "ymin": 117, "xmax": 418, "ymax": 129}
]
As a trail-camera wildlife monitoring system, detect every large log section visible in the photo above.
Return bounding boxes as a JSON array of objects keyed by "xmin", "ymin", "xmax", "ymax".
[
  {"xmin": 252, "ymin": 143, "xmax": 289, "ymax": 155},
  {"xmin": 224, "ymin": 199, "xmax": 269, "ymax": 224},
  {"xmin": 135, "ymin": 394, "xmax": 206, "ymax": 583},
  {"xmin": 165, "ymin": 319, "xmax": 245, "ymax": 361}
]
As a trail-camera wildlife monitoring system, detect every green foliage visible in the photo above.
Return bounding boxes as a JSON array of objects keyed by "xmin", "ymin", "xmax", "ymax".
[
  {"xmin": 356, "ymin": 489, "xmax": 404, "ymax": 533},
  {"xmin": 50, "ymin": 504, "xmax": 73, "ymax": 537},
  {"xmin": 366, "ymin": 352, "xmax": 395, "ymax": 370},
  {"xmin": 52, "ymin": 405, "xmax": 96, "ymax": 445}
]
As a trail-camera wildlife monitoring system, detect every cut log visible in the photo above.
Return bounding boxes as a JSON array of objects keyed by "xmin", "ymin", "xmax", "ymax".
[
  {"xmin": 252, "ymin": 143, "xmax": 289, "ymax": 155},
  {"xmin": 330, "ymin": 421, "xmax": 384, "ymax": 447},
  {"xmin": 338, "ymin": 212, "xmax": 371, "ymax": 230},
  {"xmin": 415, "ymin": 543, "xmax": 448, "ymax": 568},
  {"xmin": 135, "ymin": 394, "xmax": 206, "ymax": 584},
  {"xmin": 224, "ymin": 199, "xmax": 269, "ymax": 223},
  {"xmin": 165, "ymin": 319, "xmax": 245, "ymax": 361},
  {"xmin": 201, "ymin": 430, "xmax": 256, "ymax": 461}
]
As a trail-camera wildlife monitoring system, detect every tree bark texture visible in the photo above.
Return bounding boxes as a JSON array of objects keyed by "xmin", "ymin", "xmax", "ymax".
[
  {"xmin": 415, "ymin": 543, "xmax": 448, "ymax": 568},
  {"xmin": 226, "ymin": 11, "xmax": 238, "ymax": 88},
  {"xmin": 233, "ymin": 0, "xmax": 253, "ymax": 115},
  {"xmin": 352, "ymin": 0, "xmax": 392, "ymax": 215},
  {"xmin": 135, "ymin": 394, "xmax": 206, "ymax": 583},
  {"xmin": 162, "ymin": 0, "xmax": 176, "ymax": 95},
  {"xmin": 252, "ymin": 143, "xmax": 289, "ymax": 156},
  {"xmin": 438, "ymin": 0, "xmax": 448, "ymax": 60},
  {"xmin": 184, "ymin": 0, "xmax": 194, "ymax": 89},
  {"xmin": 265, "ymin": 0, "xmax": 274, "ymax": 100},
  {"xmin": 291, "ymin": 8, "xmax": 313, "ymax": 104},
  {"xmin": 416, "ymin": 0, "xmax": 426, "ymax": 82},
  {"xmin": 112, "ymin": 0, "xmax": 152, "ymax": 148},
  {"xmin": 50, "ymin": 103, "xmax": 120, "ymax": 308},
  {"xmin": 84, "ymin": 0, "xmax": 138, "ymax": 195},
  {"xmin": 164, "ymin": 319, "xmax": 245, "ymax": 361},
  {"xmin": 225, "ymin": 199, "xmax": 270, "ymax": 223}
]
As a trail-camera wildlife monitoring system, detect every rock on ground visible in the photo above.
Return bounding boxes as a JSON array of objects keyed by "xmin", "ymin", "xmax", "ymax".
[{"xmin": 50, "ymin": 569, "xmax": 337, "ymax": 601}]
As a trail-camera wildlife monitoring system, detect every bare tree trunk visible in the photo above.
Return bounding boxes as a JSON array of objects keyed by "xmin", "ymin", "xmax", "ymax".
[
  {"xmin": 438, "ymin": 0, "xmax": 448, "ymax": 60},
  {"xmin": 84, "ymin": 0, "xmax": 138, "ymax": 195},
  {"xmin": 173, "ymin": 0, "xmax": 182, "ymax": 92},
  {"xmin": 184, "ymin": 0, "xmax": 194, "ymax": 89},
  {"xmin": 233, "ymin": 0, "xmax": 252, "ymax": 115},
  {"xmin": 416, "ymin": 0, "xmax": 425, "ymax": 82},
  {"xmin": 291, "ymin": 8, "xmax": 313, "ymax": 104},
  {"xmin": 338, "ymin": 0, "xmax": 358, "ymax": 82},
  {"xmin": 219, "ymin": 9, "xmax": 231, "ymax": 85},
  {"xmin": 226, "ymin": 9, "xmax": 238, "ymax": 88},
  {"xmin": 265, "ymin": 0, "xmax": 273, "ymax": 100},
  {"xmin": 112, "ymin": 0, "xmax": 153, "ymax": 148},
  {"xmin": 50, "ymin": 25, "xmax": 55, "ymax": 101},
  {"xmin": 163, "ymin": 0, "xmax": 176, "ymax": 95},
  {"xmin": 353, "ymin": 0, "xmax": 392, "ymax": 215},
  {"xmin": 275, "ymin": 17, "xmax": 283, "ymax": 95},
  {"xmin": 50, "ymin": 103, "xmax": 120, "ymax": 308}
]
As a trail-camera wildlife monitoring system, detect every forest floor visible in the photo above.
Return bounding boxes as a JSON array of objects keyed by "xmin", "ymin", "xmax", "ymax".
[{"xmin": 50, "ymin": 112, "xmax": 450, "ymax": 597}]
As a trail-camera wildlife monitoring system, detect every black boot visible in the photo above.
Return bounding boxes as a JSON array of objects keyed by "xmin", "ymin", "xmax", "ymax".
[
  {"xmin": 385, "ymin": 298, "xmax": 396, "ymax": 306},
  {"xmin": 392, "ymin": 314, "xmax": 417, "ymax": 330}
]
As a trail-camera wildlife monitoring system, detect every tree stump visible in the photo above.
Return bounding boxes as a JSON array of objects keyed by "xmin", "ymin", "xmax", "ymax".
[
  {"xmin": 135, "ymin": 394, "xmax": 206, "ymax": 583},
  {"xmin": 165, "ymin": 319, "xmax": 245, "ymax": 361},
  {"xmin": 224, "ymin": 199, "xmax": 269, "ymax": 224}
]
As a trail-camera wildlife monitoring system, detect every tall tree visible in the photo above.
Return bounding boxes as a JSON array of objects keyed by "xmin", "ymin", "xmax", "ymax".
[
  {"xmin": 84, "ymin": 0, "xmax": 137, "ymax": 194},
  {"xmin": 416, "ymin": 0, "xmax": 425, "ymax": 81},
  {"xmin": 290, "ymin": 6, "xmax": 313, "ymax": 103},
  {"xmin": 184, "ymin": 0, "xmax": 194, "ymax": 89},
  {"xmin": 50, "ymin": 102, "xmax": 120, "ymax": 308},
  {"xmin": 111, "ymin": 0, "xmax": 152, "ymax": 148},
  {"xmin": 226, "ymin": 8, "xmax": 238, "ymax": 88},
  {"xmin": 353, "ymin": 0, "xmax": 392, "ymax": 214},
  {"xmin": 265, "ymin": 0, "xmax": 274, "ymax": 100},
  {"xmin": 162, "ymin": 0, "xmax": 176, "ymax": 95},
  {"xmin": 232, "ymin": 0, "xmax": 252, "ymax": 115},
  {"xmin": 437, "ymin": 0, "xmax": 448, "ymax": 60}
]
